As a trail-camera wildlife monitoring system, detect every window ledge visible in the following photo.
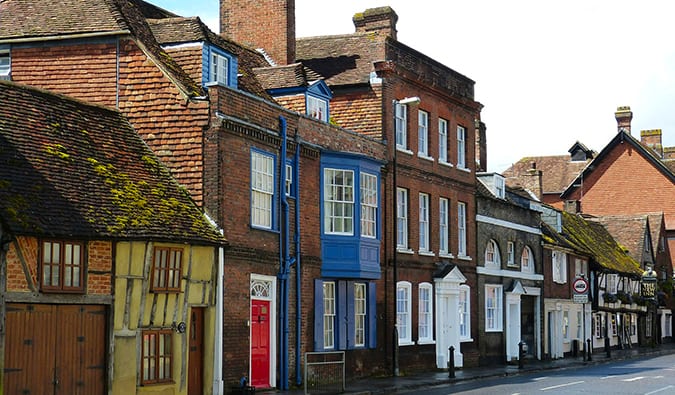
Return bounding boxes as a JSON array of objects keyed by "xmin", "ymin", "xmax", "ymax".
[
  {"xmin": 458, "ymin": 255, "xmax": 472, "ymax": 261},
  {"xmin": 397, "ymin": 248, "xmax": 415, "ymax": 255},
  {"xmin": 396, "ymin": 147, "xmax": 414, "ymax": 156},
  {"xmin": 457, "ymin": 167, "xmax": 472, "ymax": 173},
  {"xmin": 439, "ymin": 253, "xmax": 455, "ymax": 259},
  {"xmin": 398, "ymin": 340, "xmax": 414, "ymax": 347},
  {"xmin": 439, "ymin": 161, "xmax": 454, "ymax": 168},
  {"xmin": 418, "ymin": 250, "xmax": 436, "ymax": 257},
  {"xmin": 485, "ymin": 328, "xmax": 503, "ymax": 333},
  {"xmin": 417, "ymin": 339, "xmax": 436, "ymax": 345},
  {"xmin": 460, "ymin": 337, "xmax": 474, "ymax": 343},
  {"xmin": 418, "ymin": 154, "xmax": 434, "ymax": 162}
]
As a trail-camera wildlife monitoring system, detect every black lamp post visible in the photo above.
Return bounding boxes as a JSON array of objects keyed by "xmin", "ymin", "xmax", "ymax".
[{"xmin": 641, "ymin": 266, "xmax": 657, "ymax": 347}]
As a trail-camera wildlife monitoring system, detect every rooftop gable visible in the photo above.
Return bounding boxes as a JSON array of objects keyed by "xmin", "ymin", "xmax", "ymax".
[{"xmin": 0, "ymin": 81, "xmax": 224, "ymax": 244}]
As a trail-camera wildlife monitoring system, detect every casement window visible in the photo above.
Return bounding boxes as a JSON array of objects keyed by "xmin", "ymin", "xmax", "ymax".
[
  {"xmin": 576, "ymin": 311, "xmax": 583, "ymax": 339},
  {"xmin": 141, "ymin": 329, "xmax": 173, "ymax": 384},
  {"xmin": 307, "ymin": 95, "xmax": 328, "ymax": 122},
  {"xmin": 521, "ymin": 246, "xmax": 534, "ymax": 273},
  {"xmin": 457, "ymin": 202, "xmax": 467, "ymax": 257},
  {"xmin": 418, "ymin": 283, "xmax": 433, "ymax": 343},
  {"xmin": 210, "ymin": 52, "xmax": 229, "ymax": 85},
  {"xmin": 439, "ymin": 198, "xmax": 449, "ymax": 255},
  {"xmin": 251, "ymin": 150, "xmax": 275, "ymax": 229},
  {"xmin": 605, "ymin": 273, "xmax": 618, "ymax": 294},
  {"xmin": 485, "ymin": 284, "xmax": 503, "ymax": 332},
  {"xmin": 484, "ymin": 239, "xmax": 500, "ymax": 269},
  {"xmin": 0, "ymin": 48, "xmax": 9, "ymax": 80},
  {"xmin": 494, "ymin": 174, "xmax": 505, "ymax": 198},
  {"xmin": 396, "ymin": 188, "xmax": 409, "ymax": 250},
  {"xmin": 323, "ymin": 281, "xmax": 336, "ymax": 349},
  {"xmin": 457, "ymin": 125, "xmax": 466, "ymax": 169},
  {"xmin": 285, "ymin": 164, "xmax": 293, "ymax": 197},
  {"xmin": 41, "ymin": 240, "xmax": 85, "ymax": 293},
  {"xmin": 395, "ymin": 103, "xmax": 408, "ymax": 150},
  {"xmin": 552, "ymin": 250, "xmax": 567, "ymax": 284},
  {"xmin": 396, "ymin": 281, "xmax": 412, "ymax": 345},
  {"xmin": 507, "ymin": 242, "xmax": 515, "ymax": 266},
  {"xmin": 459, "ymin": 285, "xmax": 471, "ymax": 340},
  {"xmin": 324, "ymin": 168, "xmax": 354, "ymax": 235},
  {"xmin": 151, "ymin": 247, "xmax": 183, "ymax": 292},
  {"xmin": 594, "ymin": 314, "xmax": 604, "ymax": 338},
  {"xmin": 438, "ymin": 118, "xmax": 448, "ymax": 163},
  {"xmin": 314, "ymin": 279, "xmax": 377, "ymax": 350},
  {"xmin": 419, "ymin": 193, "xmax": 430, "ymax": 253},
  {"xmin": 563, "ymin": 310, "xmax": 570, "ymax": 341},
  {"xmin": 360, "ymin": 172, "xmax": 378, "ymax": 238},
  {"xmin": 418, "ymin": 110, "xmax": 429, "ymax": 157}
]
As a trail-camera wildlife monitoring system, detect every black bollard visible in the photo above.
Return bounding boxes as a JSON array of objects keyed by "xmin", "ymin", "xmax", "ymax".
[
  {"xmin": 448, "ymin": 346, "xmax": 455, "ymax": 378},
  {"xmin": 604, "ymin": 336, "xmax": 611, "ymax": 358},
  {"xmin": 518, "ymin": 342, "xmax": 524, "ymax": 369},
  {"xmin": 587, "ymin": 339, "xmax": 592, "ymax": 361}
]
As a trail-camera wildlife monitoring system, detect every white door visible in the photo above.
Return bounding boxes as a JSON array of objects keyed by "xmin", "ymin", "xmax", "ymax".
[
  {"xmin": 434, "ymin": 266, "xmax": 466, "ymax": 368},
  {"xmin": 507, "ymin": 302, "xmax": 521, "ymax": 360}
]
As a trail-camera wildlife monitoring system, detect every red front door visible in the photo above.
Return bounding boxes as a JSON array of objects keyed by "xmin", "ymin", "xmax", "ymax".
[
  {"xmin": 188, "ymin": 307, "xmax": 204, "ymax": 395},
  {"xmin": 251, "ymin": 299, "xmax": 271, "ymax": 388}
]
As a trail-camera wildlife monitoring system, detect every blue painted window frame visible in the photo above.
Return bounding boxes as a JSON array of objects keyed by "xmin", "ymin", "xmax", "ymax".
[
  {"xmin": 250, "ymin": 148, "xmax": 278, "ymax": 231},
  {"xmin": 202, "ymin": 44, "xmax": 238, "ymax": 89},
  {"xmin": 313, "ymin": 279, "xmax": 377, "ymax": 351}
]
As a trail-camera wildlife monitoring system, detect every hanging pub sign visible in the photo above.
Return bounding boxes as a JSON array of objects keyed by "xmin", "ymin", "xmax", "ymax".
[{"xmin": 641, "ymin": 267, "xmax": 657, "ymax": 299}]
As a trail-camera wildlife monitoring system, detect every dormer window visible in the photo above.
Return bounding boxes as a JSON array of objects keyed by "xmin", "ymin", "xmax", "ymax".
[
  {"xmin": 210, "ymin": 53, "xmax": 228, "ymax": 85},
  {"xmin": 204, "ymin": 46, "xmax": 237, "ymax": 89},
  {"xmin": 0, "ymin": 48, "xmax": 10, "ymax": 80},
  {"xmin": 307, "ymin": 95, "xmax": 328, "ymax": 121},
  {"xmin": 494, "ymin": 174, "xmax": 505, "ymax": 199}
]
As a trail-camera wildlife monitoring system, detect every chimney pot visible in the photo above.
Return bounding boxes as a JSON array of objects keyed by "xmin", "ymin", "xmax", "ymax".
[
  {"xmin": 615, "ymin": 105, "xmax": 633, "ymax": 134},
  {"xmin": 353, "ymin": 7, "xmax": 398, "ymax": 40}
]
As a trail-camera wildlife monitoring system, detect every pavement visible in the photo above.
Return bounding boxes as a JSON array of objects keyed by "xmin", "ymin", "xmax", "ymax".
[{"xmin": 255, "ymin": 341, "xmax": 675, "ymax": 395}]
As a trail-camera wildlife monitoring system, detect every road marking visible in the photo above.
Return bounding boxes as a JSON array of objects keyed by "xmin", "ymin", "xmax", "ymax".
[
  {"xmin": 653, "ymin": 375, "xmax": 664, "ymax": 379},
  {"xmin": 623, "ymin": 376, "xmax": 645, "ymax": 382},
  {"xmin": 540, "ymin": 380, "xmax": 584, "ymax": 391},
  {"xmin": 601, "ymin": 375, "xmax": 616, "ymax": 380},
  {"xmin": 645, "ymin": 385, "xmax": 674, "ymax": 395},
  {"xmin": 533, "ymin": 377, "xmax": 548, "ymax": 381}
]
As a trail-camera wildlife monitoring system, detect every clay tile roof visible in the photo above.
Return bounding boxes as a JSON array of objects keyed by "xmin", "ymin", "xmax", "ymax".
[
  {"xmin": 147, "ymin": 16, "xmax": 272, "ymax": 99},
  {"xmin": 0, "ymin": 81, "xmax": 225, "ymax": 245},
  {"xmin": 503, "ymin": 155, "xmax": 590, "ymax": 195},
  {"xmin": 296, "ymin": 33, "xmax": 384, "ymax": 86},
  {"xmin": 561, "ymin": 212, "xmax": 642, "ymax": 276},
  {"xmin": 0, "ymin": 0, "xmax": 203, "ymax": 97},
  {"xmin": 594, "ymin": 214, "xmax": 649, "ymax": 263}
]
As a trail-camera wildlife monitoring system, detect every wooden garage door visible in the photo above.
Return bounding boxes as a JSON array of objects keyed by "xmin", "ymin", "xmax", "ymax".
[{"xmin": 4, "ymin": 304, "xmax": 106, "ymax": 395}]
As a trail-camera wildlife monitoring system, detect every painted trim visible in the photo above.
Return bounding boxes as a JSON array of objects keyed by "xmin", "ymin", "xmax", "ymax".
[
  {"xmin": 476, "ymin": 214, "xmax": 542, "ymax": 235},
  {"xmin": 250, "ymin": 273, "xmax": 277, "ymax": 389},
  {"xmin": 476, "ymin": 266, "xmax": 544, "ymax": 281}
]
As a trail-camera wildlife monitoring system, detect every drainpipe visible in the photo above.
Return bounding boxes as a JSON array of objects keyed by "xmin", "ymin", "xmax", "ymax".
[
  {"xmin": 293, "ymin": 137, "xmax": 302, "ymax": 386},
  {"xmin": 212, "ymin": 246, "xmax": 224, "ymax": 394},
  {"xmin": 278, "ymin": 116, "xmax": 290, "ymax": 390}
]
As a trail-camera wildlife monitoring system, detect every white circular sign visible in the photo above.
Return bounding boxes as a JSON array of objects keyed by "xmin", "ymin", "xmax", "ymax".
[{"xmin": 573, "ymin": 278, "xmax": 589, "ymax": 294}]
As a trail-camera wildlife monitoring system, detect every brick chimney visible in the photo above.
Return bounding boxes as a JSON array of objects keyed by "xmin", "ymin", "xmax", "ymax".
[
  {"xmin": 220, "ymin": 0, "xmax": 296, "ymax": 66},
  {"xmin": 353, "ymin": 7, "xmax": 398, "ymax": 40},
  {"xmin": 615, "ymin": 106, "xmax": 633, "ymax": 134},
  {"xmin": 475, "ymin": 119, "xmax": 487, "ymax": 172},
  {"xmin": 640, "ymin": 129, "xmax": 663, "ymax": 157},
  {"xmin": 523, "ymin": 161, "xmax": 543, "ymax": 200}
]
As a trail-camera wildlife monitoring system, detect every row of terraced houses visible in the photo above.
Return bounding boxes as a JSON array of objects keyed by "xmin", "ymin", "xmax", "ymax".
[{"xmin": 0, "ymin": 1, "xmax": 674, "ymax": 394}]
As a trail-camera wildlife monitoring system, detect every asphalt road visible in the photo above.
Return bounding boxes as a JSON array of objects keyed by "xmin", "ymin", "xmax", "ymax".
[{"xmin": 401, "ymin": 353, "xmax": 675, "ymax": 395}]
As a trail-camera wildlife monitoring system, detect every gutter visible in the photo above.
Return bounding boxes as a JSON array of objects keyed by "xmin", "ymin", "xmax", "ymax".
[{"xmin": 0, "ymin": 30, "xmax": 131, "ymax": 45}]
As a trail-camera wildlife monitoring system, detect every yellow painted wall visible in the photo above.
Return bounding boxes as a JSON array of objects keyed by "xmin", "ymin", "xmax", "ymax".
[{"xmin": 112, "ymin": 241, "xmax": 217, "ymax": 395}]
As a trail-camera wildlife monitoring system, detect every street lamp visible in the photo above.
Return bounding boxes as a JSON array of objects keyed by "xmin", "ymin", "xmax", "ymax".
[
  {"xmin": 391, "ymin": 96, "xmax": 420, "ymax": 377},
  {"xmin": 641, "ymin": 266, "xmax": 658, "ymax": 347}
]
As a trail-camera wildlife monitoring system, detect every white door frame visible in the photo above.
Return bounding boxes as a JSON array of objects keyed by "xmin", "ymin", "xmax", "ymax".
[
  {"xmin": 434, "ymin": 266, "xmax": 467, "ymax": 368},
  {"xmin": 505, "ymin": 281, "xmax": 524, "ymax": 361},
  {"xmin": 250, "ymin": 274, "xmax": 277, "ymax": 388}
]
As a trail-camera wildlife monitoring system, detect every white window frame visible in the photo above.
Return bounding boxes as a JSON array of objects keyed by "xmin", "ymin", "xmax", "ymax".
[
  {"xmin": 485, "ymin": 284, "xmax": 503, "ymax": 332},
  {"xmin": 324, "ymin": 168, "xmax": 354, "ymax": 235},
  {"xmin": 418, "ymin": 282, "xmax": 434, "ymax": 344},
  {"xmin": 397, "ymin": 188, "xmax": 409, "ymax": 250},
  {"xmin": 563, "ymin": 310, "xmax": 570, "ymax": 342},
  {"xmin": 307, "ymin": 95, "xmax": 328, "ymax": 121},
  {"xmin": 354, "ymin": 282, "xmax": 367, "ymax": 347},
  {"xmin": 605, "ymin": 273, "xmax": 618, "ymax": 294},
  {"xmin": 485, "ymin": 239, "xmax": 500, "ymax": 269},
  {"xmin": 210, "ymin": 52, "xmax": 228, "ymax": 85},
  {"xmin": 459, "ymin": 284, "xmax": 471, "ymax": 340},
  {"xmin": 395, "ymin": 103, "xmax": 408, "ymax": 150},
  {"xmin": 506, "ymin": 242, "xmax": 515, "ymax": 266},
  {"xmin": 396, "ymin": 281, "xmax": 412, "ymax": 345},
  {"xmin": 494, "ymin": 174, "xmax": 505, "ymax": 198},
  {"xmin": 418, "ymin": 110, "xmax": 429, "ymax": 158},
  {"xmin": 457, "ymin": 125, "xmax": 466, "ymax": 169},
  {"xmin": 360, "ymin": 172, "xmax": 378, "ymax": 238},
  {"xmin": 438, "ymin": 118, "xmax": 448, "ymax": 164},
  {"xmin": 439, "ymin": 198, "xmax": 449, "ymax": 256},
  {"xmin": 419, "ymin": 193, "xmax": 430, "ymax": 253},
  {"xmin": 457, "ymin": 202, "xmax": 467, "ymax": 257},
  {"xmin": 576, "ymin": 310, "xmax": 583, "ymax": 339},
  {"xmin": 0, "ymin": 48, "xmax": 10, "ymax": 80},
  {"xmin": 251, "ymin": 150, "xmax": 274, "ymax": 229},
  {"xmin": 521, "ymin": 246, "xmax": 534, "ymax": 273},
  {"xmin": 323, "ymin": 281, "xmax": 336, "ymax": 349},
  {"xmin": 552, "ymin": 250, "xmax": 568, "ymax": 284},
  {"xmin": 285, "ymin": 164, "xmax": 293, "ymax": 196}
]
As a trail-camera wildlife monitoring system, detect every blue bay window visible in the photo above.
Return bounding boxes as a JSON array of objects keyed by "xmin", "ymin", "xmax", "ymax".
[
  {"xmin": 314, "ymin": 279, "xmax": 377, "ymax": 351},
  {"xmin": 203, "ymin": 45, "xmax": 238, "ymax": 89}
]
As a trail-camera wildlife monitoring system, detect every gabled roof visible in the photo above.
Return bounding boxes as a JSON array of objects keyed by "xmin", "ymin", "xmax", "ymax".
[
  {"xmin": 503, "ymin": 154, "xmax": 591, "ymax": 195},
  {"xmin": 560, "ymin": 211, "xmax": 642, "ymax": 276},
  {"xmin": 594, "ymin": 214, "xmax": 652, "ymax": 264},
  {"xmin": 253, "ymin": 63, "xmax": 324, "ymax": 91},
  {"xmin": 0, "ymin": 0, "xmax": 203, "ymax": 98},
  {"xmin": 0, "ymin": 81, "xmax": 225, "ymax": 245},
  {"xmin": 561, "ymin": 130, "xmax": 675, "ymax": 198},
  {"xmin": 146, "ymin": 16, "xmax": 273, "ymax": 99}
]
